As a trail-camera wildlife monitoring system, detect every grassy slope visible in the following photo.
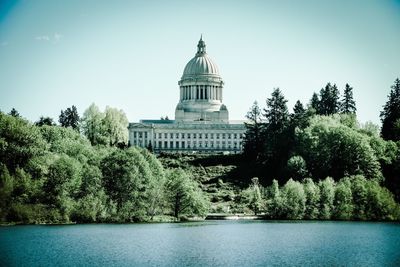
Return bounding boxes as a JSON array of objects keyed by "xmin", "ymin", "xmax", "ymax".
[{"xmin": 158, "ymin": 153, "xmax": 258, "ymax": 213}]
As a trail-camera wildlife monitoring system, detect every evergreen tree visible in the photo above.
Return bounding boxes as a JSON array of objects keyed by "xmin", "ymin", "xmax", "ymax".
[
  {"xmin": 243, "ymin": 101, "xmax": 263, "ymax": 159},
  {"xmin": 340, "ymin": 83, "xmax": 356, "ymax": 114},
  {"xmin": 59, "ymin": 105, "xmax": 80, "ymax": 131},
  {"xmin": 319, "ymin": 83, "xmax": 340, "ymax": 115},
  {"xmin": 291, "ymin": 100, "xmax": 308, "ymax": 129},
  {"xmin": 263, "ymin": 88, "xmax": 289, "ymax": 132},
  {"xmin": 35, "ymin": 116, "xmax": 56, "ymax": 126},
  {"xmin": 380, "ymin": 78, "xmax": 400, "ymax": 141},
  {"xmin": 8, "ymin": 108, "xmax": 20, "ymax": 118},
  {"xmin": 261, "ymin": 88, "xmax": 290, "ymax": 177},
  {"xmin": 321, "ymin": 83, "xmax": 340, "ymax": 114},
  {"xmin": 309, "ymin": 92, "xmax": 320, "ymax": 112}
]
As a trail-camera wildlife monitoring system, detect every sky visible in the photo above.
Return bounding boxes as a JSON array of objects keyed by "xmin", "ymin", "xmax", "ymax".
[{"xmin": 0, "ymin": 0, "xmax": 399, "ymax": 125}]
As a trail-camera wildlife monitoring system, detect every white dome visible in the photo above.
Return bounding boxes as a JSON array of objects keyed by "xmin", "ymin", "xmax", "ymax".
[{"xmin": 182, "ymin": 37, "xmax": 220, "ymax": 78}]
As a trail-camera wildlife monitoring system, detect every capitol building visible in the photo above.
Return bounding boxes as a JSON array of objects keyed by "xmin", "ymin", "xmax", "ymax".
[{"xmin": 128, "ymin": 37, "xmax": 246, "ymax": 153}]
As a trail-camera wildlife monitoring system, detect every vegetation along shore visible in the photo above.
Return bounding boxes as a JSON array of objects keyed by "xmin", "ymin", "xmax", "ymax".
[{"xmin": 1, "ymin": 79, "xmax": 400, "ymax": 223}]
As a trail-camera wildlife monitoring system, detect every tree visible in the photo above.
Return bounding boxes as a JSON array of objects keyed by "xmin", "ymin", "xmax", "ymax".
[
  {"xmin": 243, "ymin": 101, "xmax": 263, "ymax": 159},
  {"xmin": 309, "ymin": 92, "xmax": 320, "ymax": 112},
  {"xmin": 0, "ymin": 113, "xmax": 46, "ymax": 172},
  {"xmin": 59, "ymin": 105, "xmax": 80, "ymax": 131},
  {"xmin": 318, "ymin": 177, "xmax": 335, "ymax": 219},
  {"xmin": 81, "ymin": 103, "xmax": 107, "ymax": 146},
  {"xmin": 340, "ymin": 84, "xmax": 356, "ymax": 114},
  {"xmin": 140, "ymin": 149, "xmax": 166, "ymax": 219},
  {"xmin": 102, "ymin": 106, "xmax": 129, "ymax": 147},
  {"xmin": 265, "ymin": 179, "xmax": 283, "ymax": 218},
  {"xmin": 296, "ymin": 115, "xmax": 381, "ymax": 180},
  {"xmin": 261, "ymin": 88, "xmax": 290, "ymax": 177},
  {"xmin": 43, "ymin": 155, "xmax": 82, "ymax": 221},
  {"xmin": 302, "ymin": 178, "xmax": 320, "ymax": 219},
  {"xmin": 35, "ymin": 116, "xmax": 56, "ymax": 126},
  {"xmin": 380, "ymin": 78, "xmax": 400, "ymax": 141},
  {"xmin": 241, "ymin": 177, "xmax": 264, "ymax": 215},
  {"xmin": 318, "ymin": 83, "xmax": 340, "ymax": 115},
  {"xmin": 165, "ymin": 169, "xmax": 209, "ymax": 220},
  {"xmin": 333, "ymin": 177, "xmax": 353, "ymax": 220},
  {"xmin": 101, "ymin": 148, "xmax": 150, "ymax": 221},
  {"xmin": 281, "ymin": 178, "xmax": 306, "ymax": 219},
  {"xmin": 350, "ymin": 175, "xmax": 368, "ymax": 220},
  {"xmin": 0, "ymin": 164, "xmax": 13, "ymax": 220},
  {"xmin": 286, "ymin": 155, "xmax": 308, "ymax": 180},
  {"xmin": 8, "ymin": 108, "xmax": 20, "ymax": 118},
  {"xmin": 263, "ymin": 88, "xmax": 289, "ymax": 132}
]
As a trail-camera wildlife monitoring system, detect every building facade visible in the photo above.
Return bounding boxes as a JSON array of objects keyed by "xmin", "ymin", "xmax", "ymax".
[{"xmin": 128, "ymin": 37, "xmax": 246, "ymax": 153}]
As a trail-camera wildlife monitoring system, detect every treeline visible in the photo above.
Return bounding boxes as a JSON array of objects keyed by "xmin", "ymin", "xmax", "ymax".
[
  {"xmin": 241, "ymin": 79, "xmax": 400, "ymax": 218},
  {"xmin": 238, "ymin": 176, "xmax": 399, "ymax": 220},
  {"xmin": 1, "ymin": 79, "xmax": 400, "ymax": 223},
  {"xmin": 0, "ymin": 111, "xmax": 209, "ymax": 223}
]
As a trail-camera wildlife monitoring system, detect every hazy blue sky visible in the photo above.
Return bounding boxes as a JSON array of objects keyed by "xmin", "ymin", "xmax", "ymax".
[{"xmin": 1, "ymin": 0, "xmax": 399, "ymax": 124}]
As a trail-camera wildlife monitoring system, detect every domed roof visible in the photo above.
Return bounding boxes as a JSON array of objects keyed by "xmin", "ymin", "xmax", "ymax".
[{"xmin": 182, "ymin": 37, "xmax": 220, "ymax": 78}]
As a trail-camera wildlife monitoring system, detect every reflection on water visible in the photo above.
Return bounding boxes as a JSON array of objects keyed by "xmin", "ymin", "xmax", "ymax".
[{"xmin": 1, "ymin": 221, "xmax": 400, "ymax": 266}]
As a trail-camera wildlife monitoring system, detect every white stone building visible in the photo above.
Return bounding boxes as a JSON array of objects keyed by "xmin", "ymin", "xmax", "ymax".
[{"xmin": 128, "ymin": 37, "xmax": 246, "ymax": 153}]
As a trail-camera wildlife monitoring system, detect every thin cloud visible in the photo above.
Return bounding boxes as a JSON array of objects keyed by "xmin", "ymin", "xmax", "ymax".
[
  {"xmin": 0, "ymin": 41, "xmax": 8, "ymax": 47},
  {"xmin": 53, "ymin": 33, "xmax": 63, "ymax": 43},
  {"xmin": 34, "ymin": 33, "xmax": 64, "ymax": 43},
  {"xmin": 35, "ymin": 35, "xmax": 50, "ymax": 41}
]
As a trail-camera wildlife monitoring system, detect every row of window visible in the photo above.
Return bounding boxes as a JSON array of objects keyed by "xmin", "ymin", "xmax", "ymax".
[
  {"xmin": 133, "ymin": 140, "xmax": 242, "ymax": 150},
  {"xmin": 133, "ymin": 131, "xmax": 243, "ymax": 140}
]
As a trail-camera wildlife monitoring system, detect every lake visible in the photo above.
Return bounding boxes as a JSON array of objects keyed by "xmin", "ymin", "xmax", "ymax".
[{"xmin": 1, "ymin": 221, "xmax": 400, "ymax": 266}]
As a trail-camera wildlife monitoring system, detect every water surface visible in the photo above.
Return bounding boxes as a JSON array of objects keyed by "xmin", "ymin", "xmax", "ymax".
[{"xmin": 1, "ymin": 221, "xmax": 399, "ymax": 266}]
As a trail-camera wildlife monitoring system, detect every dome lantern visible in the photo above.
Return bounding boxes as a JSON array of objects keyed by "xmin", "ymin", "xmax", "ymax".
[{"xmin": 196, "ymin": 35, "xmax": 206, "ymax": 55}]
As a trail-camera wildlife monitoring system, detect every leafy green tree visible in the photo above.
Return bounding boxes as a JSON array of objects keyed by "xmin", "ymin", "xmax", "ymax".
[
  {"xmin": 380, "ymin": 78, "xmax": 400, "ymax": 141},
  {"xmin": 281, "ymin": 178, "xmax": 306, "ymax": 219},
  {"xmin": 350, "ymin": 175, "xmax": 368, "ymax": 220},
  {"xmin": 241, "ymin": 177, "xmax": 264, "ymax": 215},
  {"xmin": 302, "ymin": 178, "xmax": 320, "ymax": 219},
  {"xmin": 0, "ymin": 164, "xmax": 13, "ymax": 221},
  {"xmin": 140, "ymin": 149, "xmax": 166, "ymax": 219},
  {"xmin": 243, "ymin": 101, "xmax": 263, "ymax": 159},
  {"xmin": 367, "ymin": 181, "xmax": 399, "ymax": 220},
  {"xmin": 35, "ymin": 116, "xmax": 56, "ymax": 126},
  {"xmin": 165, "ymin": 168, "xmax": 209, "ymax": 220},
  {"xmin": 333, "ymin": 177, "xmax": 354, "ymax": 220},
  {"xmin": 43, "ymin": 155, "xmax": 82, "ymax": 221},
  {"xmin": 59, "ymin": 105, "xmax": 80, "ymax": 131},
  {"xmin": 81, "ymin": 103, "xmax": 107, "ymax": 146},
  {"xmin": 265, "ymin": 179, "xmax": 283, "ymax": 219},
  {"xmin": 318, "ymin": 83, "xmax": 340, "ymax": 115},
  {"xmin": 102, "ymin": 106, "xmax": 129, "ymax": 147},
  {"xmin": 340, "ymin": 84, "xmax": 356, "ymax": 114},
  {"xmin": 72, "ymin": 192, "xmax": 108, "ymax": 222},
  {"xmin": 0, "ymin": 113, "xmax": 47, "ymax": 172},
  {"xmin": 296, "ymin": 115, "xmax": 381, "ymax": 180},
  {"xmin": 101, "ymin": 148, "xmax": 148, "ymax": 221},
  {"xmin": 286, "ymin": 155, "xmax": 308, "ymax": 180},
  {"xmin": 318, "ymin": 177, "xmax": 335, "ymax": 219}
]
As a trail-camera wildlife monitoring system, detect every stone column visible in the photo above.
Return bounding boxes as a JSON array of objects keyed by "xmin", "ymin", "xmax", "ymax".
[{"xmin": 184, "ymin": 87, "xmax": 187, "ymax": 100}]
